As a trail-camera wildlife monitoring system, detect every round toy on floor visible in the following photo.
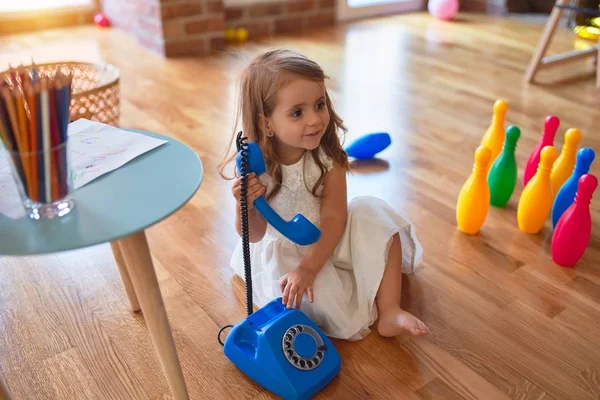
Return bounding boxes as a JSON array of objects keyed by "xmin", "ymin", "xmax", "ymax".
[
  {"xmin": 93, "ymin": 12, "xmax": 110, "ymax": 28},
  {"xmin": 225, "ymin": 27, "xmax": 236, "ymax": 42},
  {"xmin": 428, "ymin": 0, "xmax": 459, "ymax": 20},
  {"xmin": 236, "ymin": 27, "xmax": 249, "ymax": 42},
  {"xmin": 344, "ymin": 132, "xmax": 391, "ymax": 160}
]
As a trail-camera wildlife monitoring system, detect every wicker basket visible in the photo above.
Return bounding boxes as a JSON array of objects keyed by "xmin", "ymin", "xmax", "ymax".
[{"xmin": 0, "ymin": 61, "xmax": 120, "ymax": 126}]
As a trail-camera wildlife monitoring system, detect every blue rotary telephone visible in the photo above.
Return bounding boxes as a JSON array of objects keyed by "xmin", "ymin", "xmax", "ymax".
[{"xmin": 217, "ymin": 132, "xmax": 341, "ymax": 400}]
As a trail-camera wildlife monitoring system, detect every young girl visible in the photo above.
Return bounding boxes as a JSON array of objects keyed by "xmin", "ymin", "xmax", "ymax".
[{"xmin": 219, "ymin": 49, "xmax": 428, "ymax": 340}]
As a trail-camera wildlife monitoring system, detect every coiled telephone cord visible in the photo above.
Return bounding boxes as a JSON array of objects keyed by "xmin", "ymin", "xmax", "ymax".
[{"xmin": 218, "ymin": 131, "xmax": 253, "ymax": 346}]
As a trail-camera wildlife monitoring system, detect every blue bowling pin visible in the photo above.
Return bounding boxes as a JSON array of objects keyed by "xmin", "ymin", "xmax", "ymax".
[
  {"xmin": 345, "ymin": 132, "xmax": 391, "ymax": 160},
  {"xmin": 551, "ymin": 147, "xmax": 595, "ymax": 227}
]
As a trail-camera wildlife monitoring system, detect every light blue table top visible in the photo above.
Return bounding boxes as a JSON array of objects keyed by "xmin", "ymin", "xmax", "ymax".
[{"xmin": 0, "ymin": 130, "xmax": 203, "ymax": 256}]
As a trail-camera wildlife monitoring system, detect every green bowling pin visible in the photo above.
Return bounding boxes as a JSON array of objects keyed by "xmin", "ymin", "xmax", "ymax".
[{"xmin": 488, "ymin": 125, "xmax": 520, "ymax": 207}]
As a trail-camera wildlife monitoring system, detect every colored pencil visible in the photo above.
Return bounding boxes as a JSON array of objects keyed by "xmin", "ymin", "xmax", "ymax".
[
  {"xmin": 49, "ymin": 83, "xmax": 61, "ymax": 201},
  {"xmin": 0, "ymin": 64, "xmax": 72, "ymax": 205},
  {"xmin": 26, "ymin": 84, "xmax": 39, "ymax": 202},
  {"xmin": 35, "ymin": 80, "xmax": 44, "ymax": 202},
  {"xmin": 0, "ymin": 91, "xmax": 12, "ymax": 150},
  {"xmin": 2, "ymin": 87, "xmax": 22, "ymax": 153},
  {"xmin": 1, "ymin": 87, "xmax": 28, "ymax": 191},
  {"xmin": 0, "ymin": 91, "xmax": 25, "ymax": 187},
  {"xmin": 40, "ymin": 78, "xmax": 51, "ymax": 203},
  {"xmin": 55, "ymin": 75, "xmax": 69, "ymax": 198},
  {"xmin": 53, "ymin": 71, "xmax": 72, "ymax": 200},
  {"xmin": 16, "ymin": 92, "xmax": 32, "ymax": 198}
]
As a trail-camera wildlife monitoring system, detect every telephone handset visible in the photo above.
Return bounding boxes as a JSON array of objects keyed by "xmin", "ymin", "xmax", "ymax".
[{"xmin": 235, "ymin": 131, "xmax": 321, "ymax": 246}]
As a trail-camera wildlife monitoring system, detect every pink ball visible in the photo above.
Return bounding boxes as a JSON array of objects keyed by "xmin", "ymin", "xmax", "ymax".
[
  {"xmin": 428, "ymin": 0, "xmax": 459, "ymax": 20},
  {"xmin": 93, "ymin": 12, "xmax": 110, "ymax": 28}
]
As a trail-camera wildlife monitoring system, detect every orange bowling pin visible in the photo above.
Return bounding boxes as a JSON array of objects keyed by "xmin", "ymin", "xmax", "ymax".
[
  {"xmin": 457, "ymin": 146, "xmax": 492, "ymax": 234},
  {"xmin": 481, "ymin": 99, "xmax": 508, "ymax": 163},
  {"xmin": 551, "ymin": 128, "xmax": 582, "ymax": 195},
  {"xmin": 517, "ymin": 145, "xmax": 558, "ymax": 233}
]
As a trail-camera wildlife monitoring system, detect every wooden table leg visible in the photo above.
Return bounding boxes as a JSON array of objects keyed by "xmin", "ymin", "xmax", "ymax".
[
  {"xmin": 0, "ymin": 374, "xmax": 13, "ymax": 400},
  {"xmin": 110, "ymin": 240, "xmax": 141, "ymax": 312},
  {"xmin": 119, "ymin": 230, "xmax": 189, "ymax": 400}
]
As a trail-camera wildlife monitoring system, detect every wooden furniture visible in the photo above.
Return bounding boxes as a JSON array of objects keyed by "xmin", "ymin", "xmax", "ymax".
[
  {"xmin": 525, "ymin": 0, "xmax": 600, "ymax": 87},
  {"xmin": 0, "ymin": 130, "xmax": 203, "ymax": 400}
]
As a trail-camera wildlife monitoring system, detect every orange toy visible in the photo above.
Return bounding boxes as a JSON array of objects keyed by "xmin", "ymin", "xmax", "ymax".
[
  {"xmin": 517, "ymin": 145, "xmax": 558, "ymax": 233},
  {"xmin": 456, "ymin": 146, "xmax": 492, "ymax": 234}
]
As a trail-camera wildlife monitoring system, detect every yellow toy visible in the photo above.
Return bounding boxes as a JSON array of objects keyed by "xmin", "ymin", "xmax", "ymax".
[
  {"xmin": 456, "ymin": 146, "xmax": 492, "ymax": 234},
  {"xmin": 551, "ymin": 128, "xmax": 582, "ymax": 195},
  {"xmin": 517, "ymin": 146, "xmax": 558, "ymax": 233},
  {"xmin": 480, "ymin": 99, "xmax": 508, "ymax": 164},
  {"xmin": 225, "ymin": 27, "xmax": 236, "ymax": 41},
  {"xmin": 225, "ymin": 27, "xmax": 248, "ymax": 43},
  {"xmin": 236, "ymin": 27, "xmax": 248, "ymax": 42}
]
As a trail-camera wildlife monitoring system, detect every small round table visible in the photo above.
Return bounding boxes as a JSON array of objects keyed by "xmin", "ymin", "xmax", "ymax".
[{"xmin": 0, "ymin": 130, "xmax": 202, "ymax": 400}]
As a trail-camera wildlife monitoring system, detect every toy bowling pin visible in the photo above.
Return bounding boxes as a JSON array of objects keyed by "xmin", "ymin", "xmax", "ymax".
[
  {"xmin": 523, "ymin": 115, "xmax": 559, "ymax": 186},
  {"xmin": 488, "ymin": 125, "xmax": 520, "ymax": 207},
  {"xmin": 552, "ymin": 147, "xmax": 595, "ymax": 227},
  {"xmin": 551, "ymin": 174, "xmax": 597, "ymax": 267},
  {"xmin": 517, "ymin": 145, "xmax": 558, "ymax": 233},
  {"xmin": 551, "ymin": 128, "xmax": 582, "ymax": 195},
  {"xmin": 457, "ymin": 146, "xmax": 492, "ymax": 234},
  {"xmin": 345, "ymin": 132, "xmax": 391, "ymax": 160},
  {"xmin": 481, "ymin": 99, "xmax": 508, "ymax": 163}
]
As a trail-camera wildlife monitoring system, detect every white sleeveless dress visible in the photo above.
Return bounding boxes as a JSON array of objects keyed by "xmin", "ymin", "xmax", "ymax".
[{"xmin": 230, "ymin": 148, "xmax": 423, "ymax": 341}]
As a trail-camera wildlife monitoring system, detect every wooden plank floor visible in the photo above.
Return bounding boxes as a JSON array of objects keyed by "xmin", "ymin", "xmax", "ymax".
[{"xmin": 1, "ymin": 11, "xmax": 600, "ymax": 400}]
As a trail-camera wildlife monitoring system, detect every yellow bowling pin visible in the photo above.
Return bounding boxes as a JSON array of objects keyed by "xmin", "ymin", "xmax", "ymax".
[
  {"xmin": 457, "ymin": 146, "xmax": 492, "ymax": 234},
  {"xmin": 551, "ymin": 128, "xmax": 582, "ymax": 195},
  {"xmin": 481, "ymin": 99, "xmax": 508, "ymax": 163},
  {"xmin": 517, "ymin": 145, "xmax": 558, "ymax": 233}
]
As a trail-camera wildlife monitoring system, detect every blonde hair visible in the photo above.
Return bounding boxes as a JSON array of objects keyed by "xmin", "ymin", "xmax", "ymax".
[{"xmin": 218, "ymin": 48, "xmax": 349, "ymax": 200}]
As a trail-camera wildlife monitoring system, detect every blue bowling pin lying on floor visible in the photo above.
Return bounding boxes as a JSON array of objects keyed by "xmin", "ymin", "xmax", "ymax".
[{"xmin": 345, "ymin": 132, "xmax": 391, "ymax": 160}]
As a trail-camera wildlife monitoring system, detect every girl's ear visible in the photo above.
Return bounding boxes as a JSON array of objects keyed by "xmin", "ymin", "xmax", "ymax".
[{"xmin": 258, "ymin": 113, "xmax": 273, "ymax": 135}]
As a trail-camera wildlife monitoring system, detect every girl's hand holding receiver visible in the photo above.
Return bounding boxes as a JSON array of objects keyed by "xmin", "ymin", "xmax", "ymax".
[
  {"xmin": 232, "ymin": 173, "xmax": 266, "ymax": 209},
  {"xmin": 280, "ymin": 266, "xmax": 316, "ymax": 309}
]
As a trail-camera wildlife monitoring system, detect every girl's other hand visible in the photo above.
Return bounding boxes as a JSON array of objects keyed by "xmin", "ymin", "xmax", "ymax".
[
  {"xmin": 232, "ymin": 173, "xmax": 266, "ymax": 208},
  {"xmin": 279, "ymin": 266, "xmax": 316, "ymax": 309}
]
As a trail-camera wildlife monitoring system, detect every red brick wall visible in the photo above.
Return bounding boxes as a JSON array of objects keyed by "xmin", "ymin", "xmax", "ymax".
[
  {"xmin": 101, "ymin": 0, "xmax": 337, "ymax": 57},
  {"xmin": 225, "ymin": 0, "xmax": 335, "ymax": 40},
  {"xmin": 161, "ymin": 0, "xmax": 226, "ymax": 56}
]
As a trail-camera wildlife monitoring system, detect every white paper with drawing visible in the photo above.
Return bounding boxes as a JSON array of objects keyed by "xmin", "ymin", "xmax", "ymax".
[
  {"xmin": 67, "ymin": 119, "xmax": 166, "ymax": 187},
  {"xmin": 0, "ymin": 119, "xmax": 166, "ymax": 219}
]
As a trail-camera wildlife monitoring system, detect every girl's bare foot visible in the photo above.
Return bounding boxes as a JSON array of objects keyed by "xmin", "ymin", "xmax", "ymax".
[{"xmin": 377, "ymin": 308, "xmax": 429, "ymax": 337}]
